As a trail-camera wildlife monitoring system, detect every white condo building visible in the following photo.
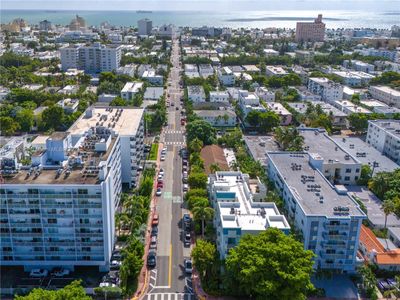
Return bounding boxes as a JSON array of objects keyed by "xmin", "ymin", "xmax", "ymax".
[
  {"xmin": 238, "ymin": 90, "xmax": 266, "ymax": 118},
  {"xmin": 60, "ymin": 43, "xmax": 122, "ymax": 73},
  {"xmin": 217, "ymin": 67, "xmax": 235, "ymax": 86},
  {"xmin": 0, "ymin": 107, "xmax": 145, "ymax": 272},
  {"xmin": 208, "ymin": 171, "xmax": 290, "ymax": 259},
  {"xmin": 366, "ymin": 120, "xmax": 400, "ymax": 164},
  {"xmin": 120, "ymin": 82, "xmax": 145, "ymax": 101},
  {"xmin": 267, "ymin": 152, "xmax": 366, "ymax": 272},
  {"xmin": 308, "ymin": 77, "xmax": 344, "ymax": 102},
  {"xmin": 369, "ymin": 86, "xmax": 400, "ymax": 108}
]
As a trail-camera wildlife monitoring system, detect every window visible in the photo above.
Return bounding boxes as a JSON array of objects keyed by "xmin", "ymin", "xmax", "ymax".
[
  {"xmin": 344, "ymin": 176, "xmax": 350, "ymax": 181},
  {"xmin": 345, "ymin": 168, "xmax": 351, "ymax": 173}
]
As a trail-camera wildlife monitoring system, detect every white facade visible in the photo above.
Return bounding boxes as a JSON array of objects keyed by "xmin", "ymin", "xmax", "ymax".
[
  {"xmin": 217, "ymin": 67, "xmax": 235, "ymax": 86},
  {"xmin": 209, "ymin": 91, "xmax": 229, "ymax": 103},
  {"xmin": 60, "ymin": 43, "xmax": 122, "ymax": 73},
  {"xmin": 199, "ymin": 64, "xmax": 214, "ymax": 78},
  {"xmin": 142, "ymin": 70, "xmax": 163, "ymax": 86},
  {"xmin": 308, "ymin": 77, "xmax": 344, "ymax": 102},
  {"xmin": 120, "ymin": 82, "xmax": 144, "ymax": 100},
  {"xmin": 267, "ymin": 152, "xmax": 366, "ymax": 272},
  {"xmin": 256, "ymin": 87, "xmax": 275, "ymax": 102},
  {"xmin": 208, "ymin": 171, "xmax": 290, "ymax": 259},
  {"xmin": 195, "ymin": 110, "xmax": 236, "ymax": 127},
  {"xmin": 0, "ymin": 127, "xmax": 125, "ymax": 272},
  {"xmin": 332, "ymin": 71, "xmax": 375, "ymax": 87},
  {"xmin": 138, "ymin": 18, "xmax": 152, "ymax": 36},
  {"xmin": 369, "ymin": 86, "xmax": 400, "ymax": 108},
  {"xmin": 366, "ymin": 120, "xmax": 400, "ymax": 164},
  {"xmin": 157, "ymin": 24, "xmax": 174, "ymax": 37},
  {"xmin": 238, "ymin": 90, "xmax": 266, "ymax": 117},
  {"xmin": 265, "ymin": 66, "xmax": 288, "ymax": 77}
]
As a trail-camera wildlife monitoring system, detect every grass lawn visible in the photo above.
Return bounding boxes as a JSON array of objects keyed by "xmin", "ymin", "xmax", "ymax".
[{"xmin": 148, "ymin": 143, "xmax": 159, "ymax": 161}]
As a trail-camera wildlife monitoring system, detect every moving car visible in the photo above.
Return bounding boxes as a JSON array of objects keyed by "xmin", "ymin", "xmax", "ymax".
[
  {"xmin": 52, "ymin": 268, "xmax": 70, "ymax": 277},
  {"xmin": 147, "ymin": 250, "xmax": 157, "ymax": 268},
  {"xmin": 184, "ymin": 259, "xmax": 193, "ymax": 274},
  {"xmin": 156, "ymin": 188, "xmax": 162, "ymax": 196},
  {"xmin": 29, "ymin": 269, "xmax": 48, "ymax": 278}
]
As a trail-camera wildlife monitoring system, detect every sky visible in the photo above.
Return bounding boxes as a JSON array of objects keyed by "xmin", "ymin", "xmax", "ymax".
[{"xmin": 2, "ymin": 0, "xmax": 400, "ymax": 11}]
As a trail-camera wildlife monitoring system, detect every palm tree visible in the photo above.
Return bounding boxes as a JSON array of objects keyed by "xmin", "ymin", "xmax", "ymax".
[
  {"xmin": 222, "ymin": 114, "xmax": 230, "ymax": 125},
  {"xmin": 189, "ymin": 137, "xmax": 203, "ymax": 153},
  {"xmin": 209, "ymin": 163, "xmax": 221, "ymax": 174},
  {"xmin": 382, "ymin": 199, "xmax": 395, "ymax": 230},
  {"xmin": 192, "ymin": 203, "xmax": 214, "ymax": 238}
]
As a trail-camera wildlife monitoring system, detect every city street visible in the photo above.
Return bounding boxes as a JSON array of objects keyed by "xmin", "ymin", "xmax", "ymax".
[{"xmin": 143, "ymin": 36, "xmax": 194, "ymax": 300}]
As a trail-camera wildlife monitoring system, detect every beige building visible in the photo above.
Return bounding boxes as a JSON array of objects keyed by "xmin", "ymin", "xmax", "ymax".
[{"xmin": 295, "ymin": 14, "xmax": 325, "ymax": 42}]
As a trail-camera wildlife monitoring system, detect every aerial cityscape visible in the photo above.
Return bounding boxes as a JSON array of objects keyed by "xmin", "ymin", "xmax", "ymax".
[{"xmin": 1, "ymin": 1, "xmax": 400, "ymax": 300}]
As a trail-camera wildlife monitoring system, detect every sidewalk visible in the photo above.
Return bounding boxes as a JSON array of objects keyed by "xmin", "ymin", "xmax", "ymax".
[{"xmin": 132, "ymin": 142, "xmax": 163, "ymax": 300}]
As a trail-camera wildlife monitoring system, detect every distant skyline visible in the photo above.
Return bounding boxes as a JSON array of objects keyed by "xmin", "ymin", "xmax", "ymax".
[{"xmin": 2, "ymin": 0, "xmax": 400, "ymax": 11}]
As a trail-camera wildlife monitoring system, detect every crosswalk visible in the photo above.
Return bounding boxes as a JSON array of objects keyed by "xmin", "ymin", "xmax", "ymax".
[
  {"xmin": 142, "ymin": 293, "xmax": 194, "ymax": 300},
  {"xmin": 164, "ymin": 141, "xmax": 185, "ymax": 145},
  {"xmin": 164, "ymin": 130, "xmax": 185, "ymax": 134}
]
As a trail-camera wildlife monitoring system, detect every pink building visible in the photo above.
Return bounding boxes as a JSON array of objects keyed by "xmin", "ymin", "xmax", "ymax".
[
  {"xmin": 266, "ymin": 102, "xmax": 292, "ymax": 126},
  {"xmin": 295, "ymin": 14, "xmax": 325, "ymax": 42}
]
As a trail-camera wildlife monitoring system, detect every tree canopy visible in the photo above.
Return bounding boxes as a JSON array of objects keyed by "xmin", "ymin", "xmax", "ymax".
[
  {"xmin": 186, "ymin": 119, "xmax": 217, "ymax": 145},
  {"xmin": 225, "ymin": 228, "xmax": 315, "ymax": 300}
]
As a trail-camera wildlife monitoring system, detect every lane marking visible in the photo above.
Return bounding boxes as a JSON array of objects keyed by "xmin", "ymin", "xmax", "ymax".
[{"xmin": 168, "ymin": 244, "xmax": 172, "ymax": 287}]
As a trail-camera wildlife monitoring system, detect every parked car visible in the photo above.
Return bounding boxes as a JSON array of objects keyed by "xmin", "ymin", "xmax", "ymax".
[
  {"xmin": 157, "ymin": 182, "xmax": 163, "ymax": 188},
  {"xmin": 182, "ymin": 159, "xmax": 188, "ymax": 166},
  {"xmin": 30, "ymin": 269, "xmax": 48, "ymax": 278},
  {"xmin": 184, "ymin": 259, "xmax": 193, "ymax": 274},
  {"xmin": 183, "ymin": 214, "xmax": 191, "ymax": 230},
  {"xmin": 387, "ymin": 278, "xmax": 397, "ymax": 288},
  {"xmin": 51, "ymin": 268, "xmax": 70, "ymax": 277},
  {"xmin": 147, "ymin": 250, "xmax": 157, "ymax": 268},
  {"xmin": 184, "ymin": 232, "xmax": 191, "ymax": 247},
  {"xmin": 151, "ymin": 227, "xmax": 158, "ymax": 237},
  {"xmin": 159, "ymin": 168, "xmax": 164, "ymax": 176},
  {"xmin": 171, "ymin": 102, "xmax": 175, "ymax": 106},
  {"xmin": 378, "ymin": 280, "xmax": 391, "ymax": 291},
  {"xmin": 103, "ymin": 271, "xmax": 120, "ymax": 285},
  {"xmin": 111, "ymin": 250, "xmax": 122, "ymax": 261},
  {"xmin": 158, "ymin": 174, "xmax": 163, "ymax": 180},
  {"xmin": 110, "ymin": 260, "xmax": 121, "ymax": 270},
  {"xmin": 183, "ymin": 184, "xmax": 188, "ymax": 192},
  {"xmin": 176, "ymin": 107, "xmax": 179, "ymax": 111},
  {"xmin": 182, "ymin": 165, "xmax": 188, "ymax": 172},
  {"xmin": 100, "ymin": 282, "xmax": 117, "ymax": 288},
  {"xmin": 160, "ymin": 155, "xmax": 166, "ymax": 161},
  {"xmin": 150, "ymin": 236, "xmax": 157, "ymax": 249},
  {"xmin": 156, "ymin": 188, "xmax": 162, "ymax": 196},
  {"xmin": 152, "ymin": 213, "xmax": 159, "ymax": 226}
]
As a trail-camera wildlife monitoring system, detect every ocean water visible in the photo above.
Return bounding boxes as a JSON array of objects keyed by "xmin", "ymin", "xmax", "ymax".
[{"xmin": 1, "ymin": 9, "xmax": 399, "ymax": 29}]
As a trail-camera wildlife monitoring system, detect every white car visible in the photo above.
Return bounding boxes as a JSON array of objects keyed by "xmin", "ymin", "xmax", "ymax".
[
  {"xmin": 52, "ymin": 268, "xmax": 70, "ymax": 277},
  {"xmin": 158, "ymin": 174, "xmax": 163, "ymax": 180},
  {"xmin": 100, "ymin": 282, "xmax": 116, "ymax": 288},
  {"xmin": 183, "ymin": 184, "xmax": 188, "ymax": 192},
  {"xmin": 160, "ymin": 155, "xmax": 166, "ymax": 161},
  {"xmin": 159, "ymin": 168, "xmax": 165, "ymax": 176},
  {"xmin": 110, "ymin": 260, "xmax": 121, "ymax": 270},
  {"xmin": 30, "ymin": 269, "xmax": 48, "ymax": 278},
  {"xmin": 156, "ymin": 188, "xmax": 162, "ymax": 196}
]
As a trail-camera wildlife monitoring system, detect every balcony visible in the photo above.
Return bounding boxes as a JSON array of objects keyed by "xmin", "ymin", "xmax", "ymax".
[{"xmin": 324, "ymin": 224, "xmax": 350, "ymax": 231}]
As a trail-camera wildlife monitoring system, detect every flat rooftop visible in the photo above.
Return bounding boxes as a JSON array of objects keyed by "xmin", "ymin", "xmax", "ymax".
[
  {"xmin": 332, "ymin": 136, "xmax": 399, "ymax": 173},
  {"xmin": 3, "ymin": 137, "xmax": 117, "ymax": 185},
  {"xmin": 243, "ymin": 135, "xmax": 279, "ymax": 166},
  {"xmin": 211, "ymin": 172, "xmax": 289, "ymax": 231},
  {"xmin": 69, "ymin": 107, "xmax": 144, "ymax": 136},
  {"xmin": 268, "ymin": 153, "xmax": 366, "ymax": 218},
  {"xmin": 369, "ymin": 120, "xmax": 400, "ymax": 139},
  {"xmin": 299, "ymin": 128, "xmax": 359, "ymax": 164}
]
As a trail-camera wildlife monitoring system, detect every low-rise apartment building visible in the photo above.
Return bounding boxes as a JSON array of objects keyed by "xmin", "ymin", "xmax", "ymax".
[
  {"xmin": 369, "ymin": 86, "xmax": 400, "ymax": 108},
  {"xmin": 199, "ymin": 64, "xmax": 214, "ymax": 78},
  {"xmin": 218, "ymin": 67, "xmax": 235, "ymax": 86},
  {"xmin": 265, "ymin": 102, "xmax": 292, "ymax": 125},
  {"xmin": 265, "ymin": 66, "xmax": 288, "ymax": 77},
  {"xmin": 238, "ymin": 90, "xmax": 266, "ymax": 118},
  {"xmin": 256, "ymin": 87, "xmax": 275, "ymax": 102},
  {"xmin": 194, "ymin": 110, "xmax": 236, "ymax": 127},
  {"xmin": 267, "ymin": 152, "xmax": 366, "ymax": 272},
  {"xmin": 142, "ymin": 70, "xmax": 163, "ymax": 86},
  {"xmin": 208, "ymin": 171, "xmax": 290, "ymax": 259},
  {"xmin": 209, "ymin": 91, "xmax": 229, "ymax": 103},
  {"xmin": 332, "ymin": 71, "xmax": 375, "ymax": 87},
  {"xmin": 187, "ymin": 85, "xmax": 206, "ymax": 102},
  {"xmin": 308, "ymin": 77, "xmax": 343, "ymax": 102},
  {"xmin": 366, "ymin": 120, "xmax": 400, "ymax": 164},
  {"xmin": 120, "ymin": 82, "xmax": 144, "ymax": 101},
  {"xmin": 298, "ymin": 128, "xmax": 362, "ymax": 185}
]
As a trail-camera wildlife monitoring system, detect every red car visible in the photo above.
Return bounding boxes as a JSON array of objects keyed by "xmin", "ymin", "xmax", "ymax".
[{"xmin": 157, "ymin": 182, "xmax": 163, "ymax": 188}]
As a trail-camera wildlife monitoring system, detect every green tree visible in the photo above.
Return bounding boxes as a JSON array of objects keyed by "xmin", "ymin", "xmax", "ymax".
[
  {"xmin": 191, "ymin": 239, "xmax": 216, "ymax": 281},
  {"xmin": 218, "ymin": 127, "xmax": 243, "ymax": 149},
  {"xmin": 359, "ymin": 265, "xmax": 377, "ymax": 300},
  {"xmin": 274, "ymin": 126, "xmax": 304, "ymax": 151},
  {"xmin": 186, "ymin": 119, "xmax": 217, "ymax": 145},
  {"xmin": 41, "ymin": 105, "xmax": 65, "ymax": 130},
  {"xmin": 382, "ymin": 199, "xmax": 395, "ymax": 230},
  {"xmin": 225, "ymin": 228, "xmax": 315, "ymax": 300},
  {"xmin": 0, "ymin": 116, "xmax": 20, "ymax": 135},
  {"xmin": 209, "ymin": 163, "xmax": 221, "ymax": 173},
  {"xmin": 357, "ymin": 165, "xmax": 372, "ymax": 186},
  {"xmin": 189, "ymin": 137, "xmax": 203, "ymax": 153},
  {"xmin": 348, "ymin": 113, "xmax": 369, "ymax": 133},
  {"xmin": 16, "ymin": 108, "xmax": 34, "ymax": 132},
  {"xmin": 185, "ymin": 188, "xmax": 208, "ymax": 202},
  {"xmin": 187, "ymin": 196, "xmax": 209, "ymax": 211},
  {"xmin": 110, "ymin": 96, "xmax": 127, "ymax": 106},
  {"xmin": 15, "ymin": 280, "xmax": 90, "ymax": 300},
  {"xmin": 188, "ymin": 172, "xmax": 208, "ymax": 189},
  {"xmin": 192, "ymin": 202, "xmax": 214, "ymax": 238}
]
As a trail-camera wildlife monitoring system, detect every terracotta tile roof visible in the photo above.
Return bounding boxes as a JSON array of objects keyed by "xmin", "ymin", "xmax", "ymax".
[
  {"xmin": 200, "ymin": 145, "xmax": 229, "ymax": 175},
  {"xmin": 376, "ymin": 250, "xmax": 400, "ymax": 265},
  {"xmin": 359, "ymin": 225, "xmax": 385, "ymax": 253}
]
